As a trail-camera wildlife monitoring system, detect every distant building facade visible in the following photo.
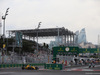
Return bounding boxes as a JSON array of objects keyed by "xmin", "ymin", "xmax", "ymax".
[
  {"xmin": 49, "ymin": 36, "xmax": 63, "ymax": 49},
  {"xmin": 74, "ymin": 28, "xmax": 97, "ymax": 48},
  {"xmin": 74, "ymin": 28, "xmax": 87, "ymax": 44},
  {"xmin": 79, "ymin": 42, "xmax": 96, "ymax": 48}
]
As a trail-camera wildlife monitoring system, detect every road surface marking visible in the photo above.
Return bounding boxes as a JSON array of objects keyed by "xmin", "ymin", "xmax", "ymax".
[
  {"xmin": 0, "ymin": 72, "xmax": 15, "ymax": 74},
  {"xmin": 85, "ymin": 73, "xmax": 100, "ymax": 74}
]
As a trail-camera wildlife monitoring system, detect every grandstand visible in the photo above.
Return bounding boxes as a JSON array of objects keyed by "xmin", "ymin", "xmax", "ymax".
[{"xmin": 0, "ymin": 27, "xmax": 75, "ymax": 64}]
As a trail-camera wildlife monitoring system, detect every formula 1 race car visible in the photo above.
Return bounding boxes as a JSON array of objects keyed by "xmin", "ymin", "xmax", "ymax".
[{"xmin": 22, "ymin": 64, "xmax": 39, "ymax": 70}]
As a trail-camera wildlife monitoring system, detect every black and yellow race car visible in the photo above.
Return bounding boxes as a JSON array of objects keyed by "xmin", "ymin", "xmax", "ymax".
[{"xmin": 22, "ymin": 64, "xmax": 39, "ymax": 70}]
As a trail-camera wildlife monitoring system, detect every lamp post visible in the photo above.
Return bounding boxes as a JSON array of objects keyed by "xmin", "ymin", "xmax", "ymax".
[
  {"xmin": 1, "ymin": 8, "xmax": 9, "ymax": 64},
  {"xmin": 98, "ymin": 35, "xmax": 100, "ymax": 58},
  {"xmin": 36, "ymin": 22, "xmax": 42, "ymax": 54},
  {"xmin": 2, "ymin": 8, "xmax": 9, "ymax": 42}
]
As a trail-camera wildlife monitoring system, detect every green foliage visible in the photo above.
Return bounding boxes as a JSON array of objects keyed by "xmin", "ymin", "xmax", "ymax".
[
  {"xmin": 46, "ymin": 44, "xmax": 49, "ymax": 48},
  {"xmin": 0, "ymin": 38, "xmax": 3, "ymax": 48},
  {"xmin": 0, "ymin": 38, "xmax": 48, "ymax": 54},
  {"xmin": 43, "ymin": 43, "xmax": 46, "ymax": 47},
  {"xmin": 22, "ymin": 40, "xmax": 35, "ymax": 53},
  {"xmin": 0, "ymin": 38, "xmax": 36, "ymax": 53},
  {"xmin": 43, "ymin": 43, "xmax": 49, "ymax": 48},
  {"xmin": 0, "ymin": 38, "xmax": 8, "ymax": 49}
]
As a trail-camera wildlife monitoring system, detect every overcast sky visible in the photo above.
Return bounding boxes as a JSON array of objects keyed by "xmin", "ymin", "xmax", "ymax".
[{"xmin": 0, "ymin": 0, "xmax": 100, "ymax": 44}]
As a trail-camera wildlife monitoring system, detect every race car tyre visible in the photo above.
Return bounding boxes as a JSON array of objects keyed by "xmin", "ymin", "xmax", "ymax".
[
  {"xmin": 28, "ymin": 67, "xmax": 31, "ymax": 70},
  {"xmin": 35, "ymin": 67, "xmax": 39, "ymax": 70},
  {"xmin": 22, "ymin": 67, "xmax": 24, "ymax": 70}
]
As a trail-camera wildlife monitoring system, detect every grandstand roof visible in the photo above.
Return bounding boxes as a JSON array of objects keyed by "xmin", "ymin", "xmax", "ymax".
[{"xmin": 8, "ymin": 27, "xmax": 75, "ymax": 37}]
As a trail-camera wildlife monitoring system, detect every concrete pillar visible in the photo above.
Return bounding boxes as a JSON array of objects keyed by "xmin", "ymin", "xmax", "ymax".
[
  {"xmin": 8, "ymin": 31, "xmax": 10, "ymax": 38},
  {"xmin": 64, "ymin": 35, "xmax": 66, "ymax": 46},
  {"xmin": 29, "ymin": 36, "xmax": 30, "ymax": 40},
  {"xmin": 61, "ymin": 36, "xmax": 63, "ymax": 45},
  {"xmin": 23, "ymin": 35, "xmax": 25, "ymax": 39},
  {"xmin": 33, "ymin": 37, "xmax": 35, "ymax": 41},
  {"xmin": 67, "ymin": 35, "xmax": 69, "ymax": 46},
  {"xmin": 73, "ymin": 35, "xmax": 74, "ymax": 46},
  {"xmin": 70, "ymin": 35, "xmax": 72, "ymax": 46}
]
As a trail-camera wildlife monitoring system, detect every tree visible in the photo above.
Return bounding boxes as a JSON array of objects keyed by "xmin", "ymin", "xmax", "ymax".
[
  {"xmin": 43, "ymin": 43, "xmax": 46, "ymax": 47},
  {"xmin": 46, "ymin": 44, "xmax": 49, "ymax": 48}
]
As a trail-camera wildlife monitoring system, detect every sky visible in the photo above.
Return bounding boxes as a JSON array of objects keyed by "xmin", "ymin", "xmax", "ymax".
[{"xmin": 0, "ymin": 0, "xmax": 100, "ymax": 44}]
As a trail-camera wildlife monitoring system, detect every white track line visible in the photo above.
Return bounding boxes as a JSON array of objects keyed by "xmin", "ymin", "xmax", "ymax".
[
  {"xmin": 85, "ymin": 73, "xmax": 100, "ymax": 75},
  {"xmin": 0, "ymin": 72, "xmax": 15, "ymax": 74}
]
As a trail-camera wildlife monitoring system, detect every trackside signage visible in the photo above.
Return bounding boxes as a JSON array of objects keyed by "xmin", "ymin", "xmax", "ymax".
[{"xmin": 53, "ymin": 46, "xmax": 79, "ymax": 55}]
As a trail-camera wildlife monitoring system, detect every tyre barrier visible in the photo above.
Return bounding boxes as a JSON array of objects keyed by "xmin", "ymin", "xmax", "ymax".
[{"xmin": 0, "ymin": 63, "xmax": 45, "ymax": 68}]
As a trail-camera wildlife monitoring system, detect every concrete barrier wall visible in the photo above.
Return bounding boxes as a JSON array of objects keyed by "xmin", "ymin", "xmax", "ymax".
[{"xmin": 0, "ymin": 63, "xmax": 45, "ymax": 68}]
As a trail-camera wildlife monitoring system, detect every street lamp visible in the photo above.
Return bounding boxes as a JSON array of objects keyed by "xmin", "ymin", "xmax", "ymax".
[
  {"xmin": 36, "ymin": 22, "xmax": 42, "ymax": 54},
  {"xmin": 1, "ymin": 8, "xmax": 9, "ymax": 64},
  {"xmin": 98, "ymin": 35, "xmax": 100, "ymax": 58},
  {"xmin": 2, "ymin": 8, "xmax": 9, "ymax": 42}
]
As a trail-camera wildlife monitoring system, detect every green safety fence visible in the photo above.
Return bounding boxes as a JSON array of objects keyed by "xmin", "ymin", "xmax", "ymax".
[
  {"xmin": 44, "ymin": 64, "xmax": 64, "ymax": 70},
  {"xmin": 0, "ymin": 63, "xmax": 45, "ymax": 68}
]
